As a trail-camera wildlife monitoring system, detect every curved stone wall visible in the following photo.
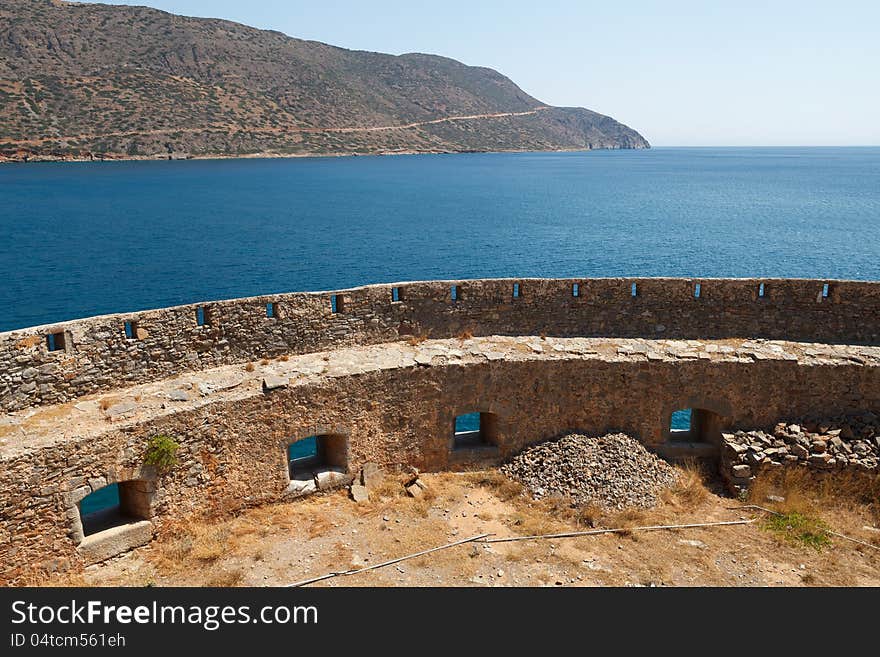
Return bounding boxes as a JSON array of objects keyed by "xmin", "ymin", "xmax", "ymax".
[
  {"xmin": 2, "ymin": 277, "xmax": 880, "ymax": 583},
  {"xmin": 2, "ymin": 277, "xmax": 879, "ymax": 412}
]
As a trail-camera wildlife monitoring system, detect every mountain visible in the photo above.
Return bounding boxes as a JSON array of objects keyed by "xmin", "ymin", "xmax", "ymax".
[{"xmin": 0, "ymin": 0, "xmax": 649, "ymax": 162}]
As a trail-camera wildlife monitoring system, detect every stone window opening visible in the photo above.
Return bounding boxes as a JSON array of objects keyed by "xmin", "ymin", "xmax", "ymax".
[
  {"xmin": 758, "ymin": 282, "xmax": 766, "ymax": 298},
  {"xmin": 124, "ymin": 320, "xmax": 139, "ymax": 339},
  {"xmin": 694, "ymin": 283, "xmax": 702, "ymax": 299},
  {"xmin": 513, "ymin": 283, "xmax": 521, "ymax": 298},
  {"xmin": 453, "ymin": 412, "xmax": 498, "ymax": 450},
  {"xmin": 72, "ymin": 479, "xmax": 154, "ymax": 565},
  {"xmin": 46, "ymin": 331, "xmax": 66, "ymax": 352},
  {"xmin": 266, "ymin": 302, "xmax": 276, "ymax": 318},
  {"xmin": 822, "ymin": 283, "xmax": 830, "ymax": 300},
  {"xmin": 392, "ymin": 287, "xmax": 403, "ymax": 303},
  {"xmin": 667, "ymin": 407, "xmax": 722, "ymax": 445},
  {"xmin": 77, "ymin": 481, "xmax": 151, "ymax": 538},
  {"xmin": 285, "ymin": 434, "xmax": 349, "ymax": 497},
  {"xmin": 572, "ymin": 283, "xmax": 580, "ymax": 297},
  {"xmin": 195, "ymin": 306, "xmax": 209, "ymax": 327},
  {"xmin": 631, "ymin": 282, "xmax": 638, "ymax": 297},
  {"xmin": 331, "ymin": 295, "xmax": 344, "ymax": 314},
  {"xmin": 450, "ymin": 285, "xmax": 459, "ymax": 302}
]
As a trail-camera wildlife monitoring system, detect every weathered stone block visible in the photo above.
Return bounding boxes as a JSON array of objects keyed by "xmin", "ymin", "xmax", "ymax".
[
  {"xmin": 76, "ymin": 521, "xmax": 153, "ymax": 566},
  {"xmin": 360, "ymin": 462, "xmax": 383, "ymax": 490},
  {"xmin": 350, "ymin": 484, "xmax": 370, "ymax": 503}
]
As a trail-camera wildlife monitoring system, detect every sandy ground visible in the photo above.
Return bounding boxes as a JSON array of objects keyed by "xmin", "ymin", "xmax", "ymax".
[{"xmin": 62, "ymin": 469, "xmax": 880, "ymax": 588}]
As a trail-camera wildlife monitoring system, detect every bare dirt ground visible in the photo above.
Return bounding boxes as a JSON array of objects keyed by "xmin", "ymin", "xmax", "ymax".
[{"xmin": 57, "ymin": 467, "xmax": 880, "ymax": 588}]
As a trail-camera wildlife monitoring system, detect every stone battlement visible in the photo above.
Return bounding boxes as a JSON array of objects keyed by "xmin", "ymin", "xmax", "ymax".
[
  {"xmin": 2, "ymin": 277, "xmax": 879, "ymax": 412},
  {"xmin": 1, "ymin": 277, "xmax": 879, "ymax": 583}
]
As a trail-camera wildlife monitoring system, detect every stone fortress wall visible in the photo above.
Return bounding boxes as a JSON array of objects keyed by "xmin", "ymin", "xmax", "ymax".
[
  {"xmin": 1, "ymin": 277, "xmax": 879, "ymax": 583},
  {"xmin": 3, "ymin": 277, "xmax": 879, "ymax": 412}
]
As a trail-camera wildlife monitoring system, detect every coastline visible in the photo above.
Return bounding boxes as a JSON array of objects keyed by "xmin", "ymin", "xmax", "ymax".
[{"xmin": 0, "ymin": 144, "xmax": 648, "ymax": 165}]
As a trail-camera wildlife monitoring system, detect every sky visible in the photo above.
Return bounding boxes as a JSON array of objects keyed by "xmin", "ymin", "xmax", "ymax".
[{"xmin": 84, "ymin": 1, "xmax": 880, "ymax": 146}]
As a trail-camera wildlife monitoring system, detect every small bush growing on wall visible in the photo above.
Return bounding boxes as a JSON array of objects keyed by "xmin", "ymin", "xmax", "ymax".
[{"xmin": 144, "ymin": 434, "xmax": 180, "ymax": 472}]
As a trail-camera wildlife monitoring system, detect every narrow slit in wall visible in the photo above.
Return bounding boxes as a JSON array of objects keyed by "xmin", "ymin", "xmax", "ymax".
[{"xmin": 47, "ymin": 332, "xmax": 66, "ymax": 352}]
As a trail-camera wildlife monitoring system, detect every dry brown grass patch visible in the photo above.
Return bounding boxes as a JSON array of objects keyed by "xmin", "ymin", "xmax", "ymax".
[
  {"xmin": 749, "ymin": 468, "xmax": 879, "ymax": 516},
  {"xmin": 573, "ymin": 502, "xmax": 604, "ymax": 528},
  {"xmin": 203, "ymin": 567, "xmax": 244, "ymax": 587},
  {"xmin": 188, "ymin": 526, "xmax": 231, "ymax": 562},
  {"xmin": 661, "ymin": 460, "xmax": 710, "ymax": 510},
  {"xmin": 607, "ymin": 507, "xmax": 648, "ymax": 538},
  {"xmin": 463, "ymin": 470, "xmax": 524, "ymax": 502},
  {"xmin": 505, "ymin": 496, "xmax": 573, "ymax": 537},
  {"xmin": 456, "ymin": 329, "xmax": 474, "ymax": 341},
  {"xmin": 244, "ymin": 362, "xmax": 255, "ymax": 372},
  {"xmin": 748, "ymin": 468, "xmax": 880, "ymax": 546}
]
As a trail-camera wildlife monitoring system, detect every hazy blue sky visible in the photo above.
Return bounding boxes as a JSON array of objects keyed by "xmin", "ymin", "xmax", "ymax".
[{"xmin": 86, "ymin": 1, "xmax": 880, "ymax": 146}]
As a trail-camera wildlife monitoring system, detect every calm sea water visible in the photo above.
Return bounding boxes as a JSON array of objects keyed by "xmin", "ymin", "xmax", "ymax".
[{"xmin": 1, "ymin": 147, "xmax": 879, "ymax": 332}]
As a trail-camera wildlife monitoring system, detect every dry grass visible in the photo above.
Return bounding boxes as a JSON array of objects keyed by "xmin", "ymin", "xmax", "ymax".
[
  {"xmin": 51, "ymin": 463, "xmax": 880, "ymax": 588},
  {"xmin": 203, "ymin": 567, "xmax": 244, "ymax": 587},
  {"xmin": 244, "ymin": 362, "xmax": 255, "ymax": 372},
  {"xmin": 462, "ymin": 470, "xmax": 524, "ymax": 502},
  {"xmin": 456, "ymin": 329, "xmax": 474, "ymax": 341},
  {"xmin": 573, "ymin": 502, "xmax": 604, "ymax": 528},
  {"xmin": 661, "ymin": 460, "xmax": 711, "ymax": 510},
  {"xmin": 259, "ymin": 358, "xmax": 270, "ymax": 366},
  {"xmin": 276, "ymin": 354, "xmax": 289, "ymax": 362},
  {"xmin": 748, "ymin": 468, "xmax": 880, "ymax": 548},
  {"xmin": 749, "ymin": 468, "xmax": 879, "ymax": 517},
  {"xmin": 505, "ymin": 496, "xmax": 573, "ymax": 537},
  {"xmin": 606, "ymin": 507, "xmax": 648, "ymax": 538},
  {"xmin": 150, "ymin": 522, "xmax": 233, "ymax": 577}
]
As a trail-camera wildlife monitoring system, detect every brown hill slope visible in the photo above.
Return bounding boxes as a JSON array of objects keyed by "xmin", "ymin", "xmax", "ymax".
[{"xmin": 0, "ymin": 0, "xmax": 649, "ymax": 161}]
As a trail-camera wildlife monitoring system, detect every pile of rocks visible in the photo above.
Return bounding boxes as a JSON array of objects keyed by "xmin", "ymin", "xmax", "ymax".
[
  {"xmin": 721, "ymin": 412, "xmax": 880, "ymax": 494},
  {"xmin": 501, "ymin": 433, "xmax": 679, "ymax": 509}
]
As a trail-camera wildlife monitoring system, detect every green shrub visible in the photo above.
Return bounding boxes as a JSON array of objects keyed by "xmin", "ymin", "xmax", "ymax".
[
  {"xmin": 762, "ymin": 512, "xmax": 831, "ymax": 550},
  {"xmin": 144, "ymin": 434, "xmax": 180, "ymax": 472}
]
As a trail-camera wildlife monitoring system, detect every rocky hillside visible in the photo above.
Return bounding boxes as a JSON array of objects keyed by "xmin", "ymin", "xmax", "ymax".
[{"xmin": 0, "ymin": 0, "xmax": 649, "ymax": 161}]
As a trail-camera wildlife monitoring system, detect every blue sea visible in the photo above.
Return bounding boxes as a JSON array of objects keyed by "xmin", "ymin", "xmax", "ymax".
[{"xmin": 1, "ymin": 147, "xmax": 879, "ymax": 333}]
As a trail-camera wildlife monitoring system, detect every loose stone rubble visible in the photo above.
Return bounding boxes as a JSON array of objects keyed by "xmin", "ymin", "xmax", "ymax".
[
  {"xmin": 721, "ymin": 412, "xmax": 880, "ymax": 494},
  {"xmin": 501, "ymin": 433, "xmax": 679, "ymax": 509}
]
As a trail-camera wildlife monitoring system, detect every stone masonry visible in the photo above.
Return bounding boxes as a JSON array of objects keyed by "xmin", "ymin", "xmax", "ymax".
[
  {"xmin": 2, "ymin": 277, "xmax": 879, "ymax": 412},
  {"xmin": 720, "ymin": 413, "xmax": 880, "ymax": 494},
  {"xmin": 1, "ymin": 277, "xmax": 879, "ymax": 583}
]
